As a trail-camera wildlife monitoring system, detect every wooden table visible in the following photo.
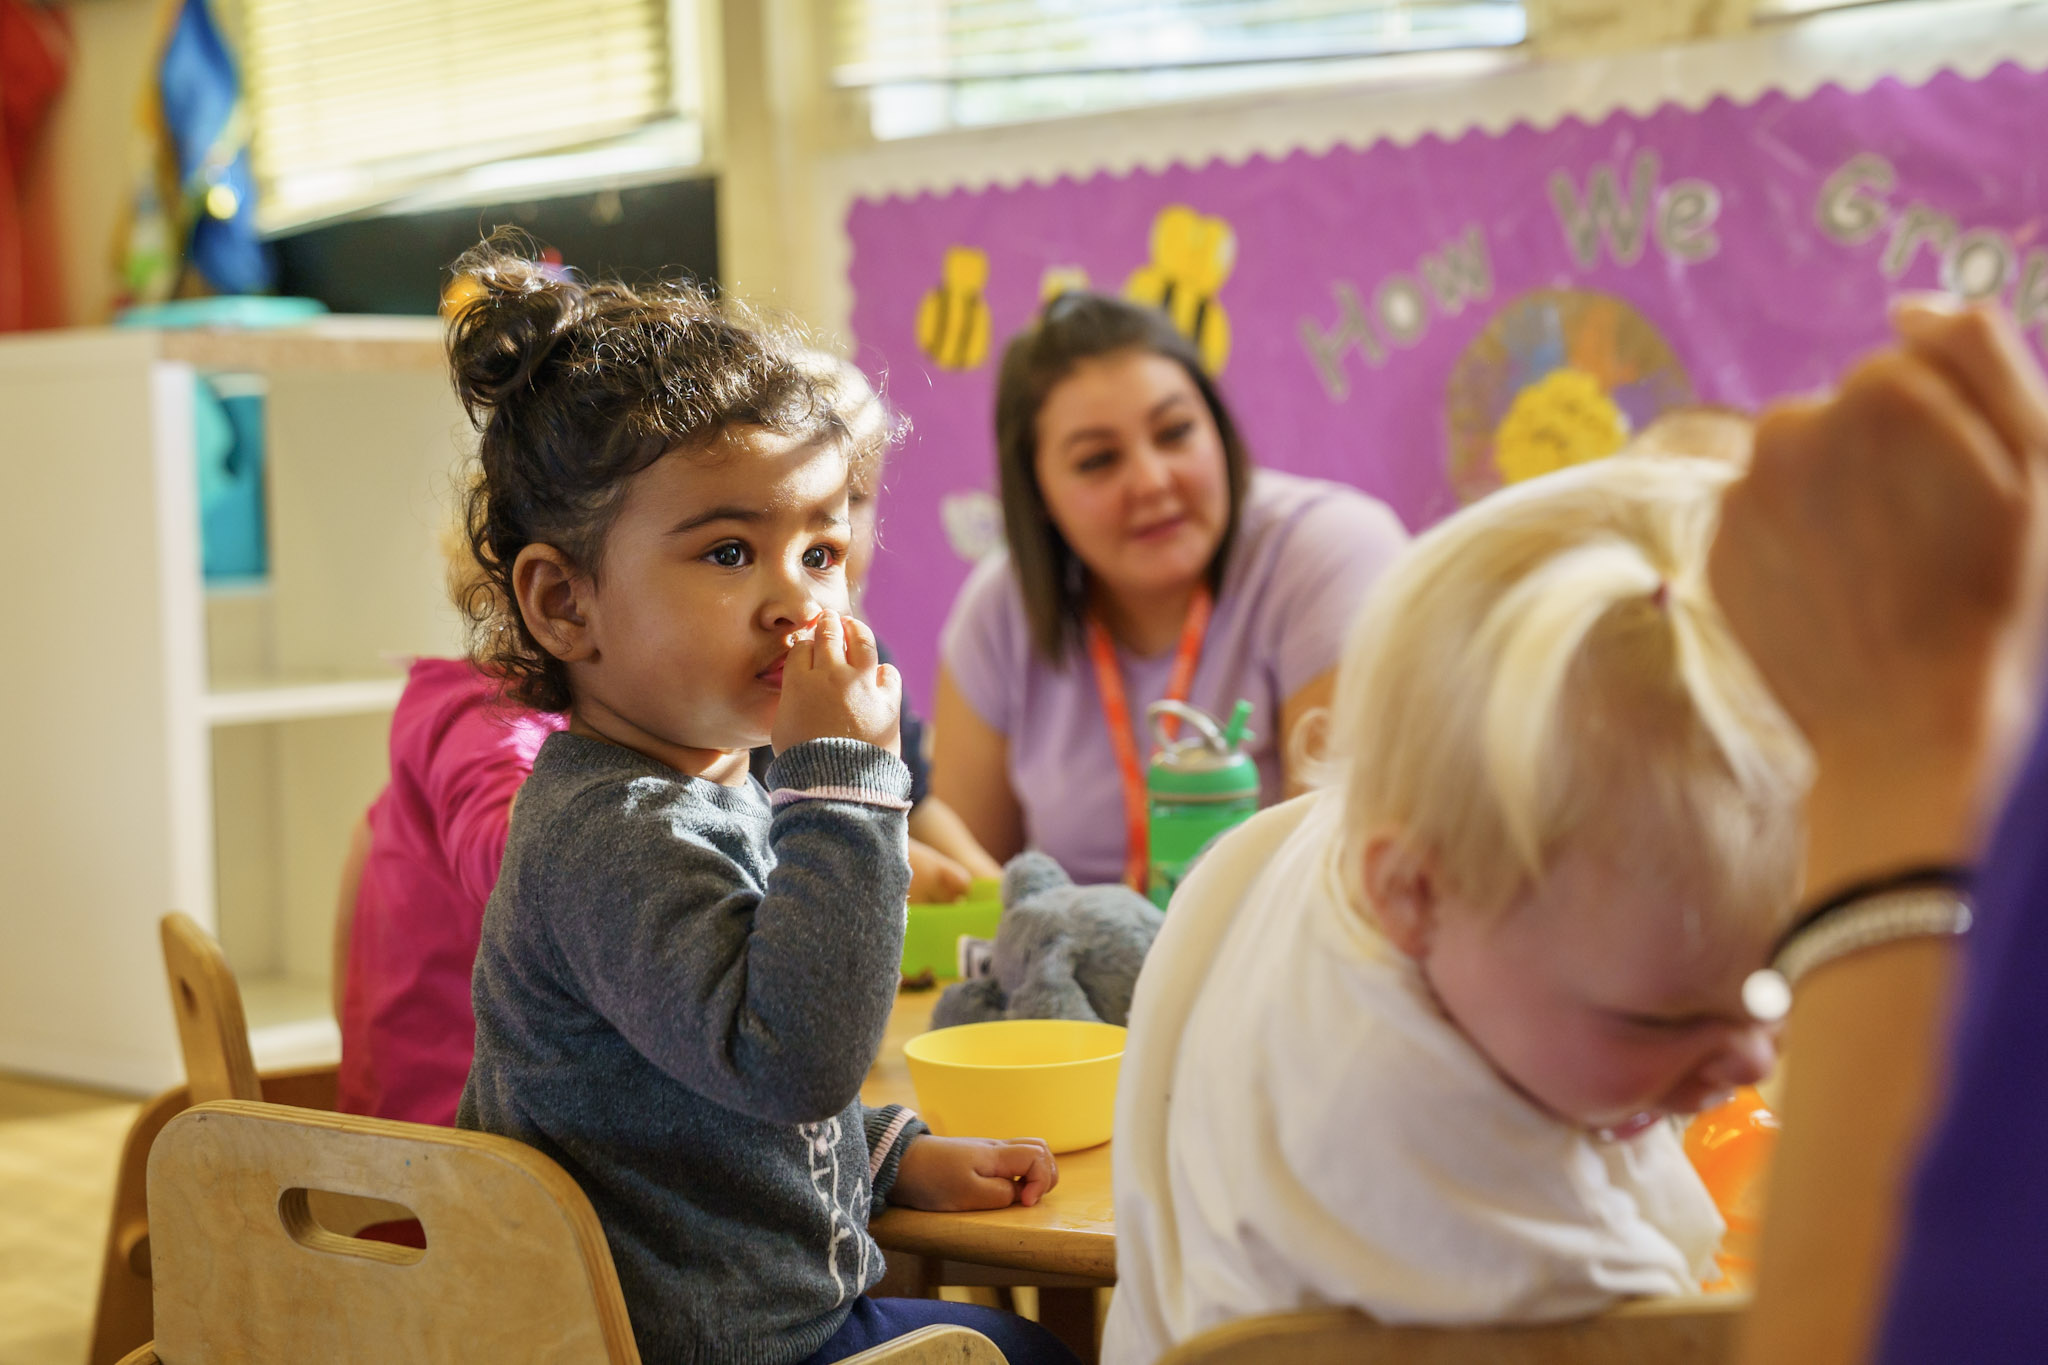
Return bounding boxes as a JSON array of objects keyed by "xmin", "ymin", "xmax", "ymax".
[{"xmin": 861, "ymin": 988, "xmax": 1117, "ymax": 1357}]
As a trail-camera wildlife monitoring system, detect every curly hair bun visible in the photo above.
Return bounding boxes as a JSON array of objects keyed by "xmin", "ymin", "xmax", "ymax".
[{"xmin": 446, "ymin": 230, "xmax": 586, "ymax": 421}]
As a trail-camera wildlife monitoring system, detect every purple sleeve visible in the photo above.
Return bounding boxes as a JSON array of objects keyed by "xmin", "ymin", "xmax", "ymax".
[
  {"xmin": 1262, "ymin": 490, "xmax": 1410, "ymax": 701},
  {"xmin": 937, "ymin": 552, "xmax": 1026, "ymax": 734},
  {"xmin": 1877, "ymin": 710, "xmax": 2048, "ymax": 1362}
]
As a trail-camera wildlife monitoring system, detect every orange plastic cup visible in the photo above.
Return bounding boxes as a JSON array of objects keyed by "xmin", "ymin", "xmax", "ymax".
[{"xmin": 1683, "ymin": 1085, "xmax": 1780, "ymax": 1291}]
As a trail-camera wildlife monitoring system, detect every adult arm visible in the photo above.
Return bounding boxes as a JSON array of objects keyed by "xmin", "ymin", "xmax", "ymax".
[
  {"xmin": 905, "ymin": 836, "xmax": 972, "ymax": 904},
  {"xmin": 1262, "ymin": 488, "xmax": 1409, "ymax": 796},
  {"xmin": 1739, "ymin": 698, "xmax": 1978, "ymax": 1365},
  {"xmin": 1278, "ymin": 667, "xmax": 1336, "ymax": 797},
  {"xmin": 1740, "ymin": 942, "xmax": 1957, "ymax": 1365},
  {"xmin": 908, "ymin": 795, "xmax": 1005, "ymax": 882},
  {"xmin": 1710, "ymin": 300, "xmax": 2048, "ymax": 1365},
  {"xmin": 930, "ymin": 664, "xmax": 1027, "ymax": 866}
]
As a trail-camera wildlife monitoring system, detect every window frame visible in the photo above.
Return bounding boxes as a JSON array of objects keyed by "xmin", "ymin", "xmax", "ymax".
[
  {"xmin": 826, "ymin": 0, "xmax": 1532, "ymax": 142},
  {"xmin": 233, "ymin": 0, "xmax": 710, "ymax": 233}
]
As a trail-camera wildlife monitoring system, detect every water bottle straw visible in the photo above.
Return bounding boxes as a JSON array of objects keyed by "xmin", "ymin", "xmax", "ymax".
[{"xmin": 1219, "ymin": 700, "xmax": 1253, "ymax": 751}]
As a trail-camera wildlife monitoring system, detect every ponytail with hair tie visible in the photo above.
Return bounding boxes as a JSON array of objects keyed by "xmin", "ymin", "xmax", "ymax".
[{"xmin": 1324, "ymin": 455, "xmax": 1811, "ymax": 921}]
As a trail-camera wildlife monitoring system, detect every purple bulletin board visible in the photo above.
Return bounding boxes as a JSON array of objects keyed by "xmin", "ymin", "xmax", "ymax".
[{"xmin": 848, "ymin": 64, "xmax": 2048, "ymax": 710}]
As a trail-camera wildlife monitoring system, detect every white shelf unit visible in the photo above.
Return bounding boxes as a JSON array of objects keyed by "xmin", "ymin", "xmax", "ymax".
[
  {"xmin": 202, "ymin": 677, "xmax": 410, "ymax": 728},
  {"xmin": 0, "ymin": 321, "xmax": 470, "ymax": 1093}
]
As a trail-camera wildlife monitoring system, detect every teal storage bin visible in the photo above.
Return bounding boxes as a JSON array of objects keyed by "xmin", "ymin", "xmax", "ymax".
[
  {"xmin": 193, "ymin": 375, "xmax": 267, "ymax": 582},
  {"xmin": 115, "ymin": 296, "xmax": 327, "ymax": 584},
  {"xmin": 115, "ymin": 296, "xmax": 327, "ymax": 329}
]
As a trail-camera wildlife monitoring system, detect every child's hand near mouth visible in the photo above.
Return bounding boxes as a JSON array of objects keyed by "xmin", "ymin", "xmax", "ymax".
[{"xmin": 772, "ymin": 608, "xmax": 903, "ymax": 756}]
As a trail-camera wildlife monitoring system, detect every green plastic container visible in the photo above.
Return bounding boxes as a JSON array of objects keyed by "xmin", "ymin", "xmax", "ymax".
[
  {"xmin": 902, "ymin": 877, "xmax": 1003, "ymax": 977},
  {"xmin": 1146, "ymin": 699, "xmax": 1260, "ymax": 909}
]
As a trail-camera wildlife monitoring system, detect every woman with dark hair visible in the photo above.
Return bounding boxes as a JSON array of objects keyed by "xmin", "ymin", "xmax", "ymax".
[{"xmin": 931, "ymin": 293, "xmax": 1409, "ymax": 889}]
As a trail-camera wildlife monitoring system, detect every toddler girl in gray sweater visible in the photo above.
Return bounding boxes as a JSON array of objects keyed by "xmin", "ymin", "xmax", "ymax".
[{"xmin": 445, "ymin": 236, "xmax": 1077, "ymax": 1365}]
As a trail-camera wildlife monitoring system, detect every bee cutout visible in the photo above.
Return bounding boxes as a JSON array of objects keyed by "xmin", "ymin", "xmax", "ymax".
[
  {"xmin": 1124, "ymin": 205, "xmax": 1236, "ymax": 373},
  {"xmin": 916, "ymin": 246, "xmax": 993, "ymax": 370}
]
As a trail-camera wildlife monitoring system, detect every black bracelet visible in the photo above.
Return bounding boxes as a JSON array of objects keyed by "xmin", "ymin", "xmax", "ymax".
[{"xmin": 1767, "ymin": 863, "xmax": 1975, "ymax": 964}]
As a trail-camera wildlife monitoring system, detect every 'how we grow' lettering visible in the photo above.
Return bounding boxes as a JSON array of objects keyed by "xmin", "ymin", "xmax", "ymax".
[
  {"xmin": 1817, "ymin": 152, "xmax": 2048, "ymax": 342},
  {"xmin": 1299, "ymin": 149, "xmax": 1723, "ymax": 400}
]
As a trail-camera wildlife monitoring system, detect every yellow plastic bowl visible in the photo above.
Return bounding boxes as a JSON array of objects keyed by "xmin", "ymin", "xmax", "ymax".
[{"xmin": 903, "ymin": 1019, "xmax": 1126, "ymax": 1154}]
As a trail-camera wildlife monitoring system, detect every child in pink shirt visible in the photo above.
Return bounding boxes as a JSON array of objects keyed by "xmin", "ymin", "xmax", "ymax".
[{"xmin": 335, "ymin": 657, "xmax": 565, "ymax": 1124}]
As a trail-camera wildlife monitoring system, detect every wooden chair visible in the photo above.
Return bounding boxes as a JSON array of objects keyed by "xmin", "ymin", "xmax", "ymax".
[
  {"xmin": 112, "ymin": 1100, "xmax": 1005, "ymax": 1364},
  {"xmin": 88, "ymin": 914, "xmax": 343, "ymax": 1364},
  {"xmin": 158, "ymin": 911, "xmax": 262, "ymax": 1104},
  {"xmin": 89, "ymin": 1067, "xmax": 340, "ymax": 1364},
  {"xmin": 1158, "ymin": 1296, "xmax": 1745, "ymax": 1364}
]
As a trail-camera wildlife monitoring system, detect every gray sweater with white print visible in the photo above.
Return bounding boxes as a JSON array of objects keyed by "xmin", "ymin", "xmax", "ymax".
[{"xmin": 458, "ymin": 732, "xmax": 927, "ymax": 1365}]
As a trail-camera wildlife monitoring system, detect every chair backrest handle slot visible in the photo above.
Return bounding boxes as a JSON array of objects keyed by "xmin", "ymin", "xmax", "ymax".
[{"xmin": 277, "ymin": 1188, "xmax": 426, "ymax": 1267}]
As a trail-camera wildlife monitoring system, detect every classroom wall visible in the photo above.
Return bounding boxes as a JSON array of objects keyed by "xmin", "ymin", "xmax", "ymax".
[
  {"xmin": 694, "ymin": 0, "xmax": 1766, "ymax": 327},
  {"xmin": 798, "ymin": 0, "xmax": 2048, "ymax": 345},
  {"xmin": 42, "ymin": 0, "xmax": 2048, "ymax": 332}
]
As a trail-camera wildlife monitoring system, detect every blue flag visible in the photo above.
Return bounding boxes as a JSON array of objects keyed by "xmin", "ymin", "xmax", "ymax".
[{"xmin": 157, "ymin": 0, "xmax": 272, "ymax": 294}]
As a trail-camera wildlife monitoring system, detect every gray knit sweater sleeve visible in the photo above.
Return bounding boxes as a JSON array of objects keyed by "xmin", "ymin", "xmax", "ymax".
[
  {"xmin": 535, "ymin": 736, "xmax": 909, "ymax": 1121},
  {"xmin": 862, "ymin": 1099, "xmax": 924, "ymax": 1215},
  {"xmin": 460, "ymin": 733, "xmax": 931, "ymax": 1365}
]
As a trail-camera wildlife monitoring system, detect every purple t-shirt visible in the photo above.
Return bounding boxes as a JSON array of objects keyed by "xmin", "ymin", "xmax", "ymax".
[
  {"xmin": 939, "ymin": 469, "xmax": 1408, "ymax": 886},
  {"xmin": 1879, "ymin": 709, "xmax": 2048, "ymax": 1362}
]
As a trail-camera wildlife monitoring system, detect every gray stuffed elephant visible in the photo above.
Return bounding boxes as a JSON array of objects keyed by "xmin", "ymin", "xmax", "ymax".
[{"xmin": 931, "ymin": 852, "xmax": 1166, "ymax": 1029}]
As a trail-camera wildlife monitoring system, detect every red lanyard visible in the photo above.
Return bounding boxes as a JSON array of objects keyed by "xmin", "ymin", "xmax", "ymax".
[{"xmin": 1085, "ymin": 585, "xmax": 1214, "ymax": 892}]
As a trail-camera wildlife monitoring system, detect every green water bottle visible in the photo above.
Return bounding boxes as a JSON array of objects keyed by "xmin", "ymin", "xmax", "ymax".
[{"xmin": 1145, "ymin": 698, "xmax": 1260, "ymax": 909}]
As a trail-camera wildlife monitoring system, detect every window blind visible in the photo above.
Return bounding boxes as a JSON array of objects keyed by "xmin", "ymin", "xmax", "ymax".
[
  {"xmin": 1753, "ymin": 0, "xmax": 1910, "ymax": 15},
  {"xmin": 238, "ymin": 0, "xmax": 681, "ymax": 229},
  {"xmin": 829, "ymin": 0, "xmax": 1527, "ymax": 88}
]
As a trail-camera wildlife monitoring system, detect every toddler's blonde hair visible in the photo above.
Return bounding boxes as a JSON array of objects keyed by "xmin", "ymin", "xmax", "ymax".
[
  {"xmin": 1622, "ymin": 404, "xmax": 1756, "ymax": 467},
  {"xmin": 1327, "ymin": 455, "xmax": 1810, "ymax": 929},
  {"xmin": 800, "ymin": 351, "xmax": 900, "ymax": 503}
]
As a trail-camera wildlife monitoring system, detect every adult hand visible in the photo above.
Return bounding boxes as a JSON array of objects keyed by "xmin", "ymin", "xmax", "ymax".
[
  {"xmin": 888, "ymin": 1135, "xmax": 1060, "ymax": 1211},
  {"xmin": 907, "ymin": 837, "xmax": 973, "ymax": 903},
  {"xmin": 1709, "ymin": 299, "xmax": 2048, "ymax": 893},
  {"xmin": 772, "ymin": 609, "xmax": 903, "ymax": 756},
  {"xmin": 1719, "ymin": 304, "xmax": 2048, "ymax": 1365}
]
